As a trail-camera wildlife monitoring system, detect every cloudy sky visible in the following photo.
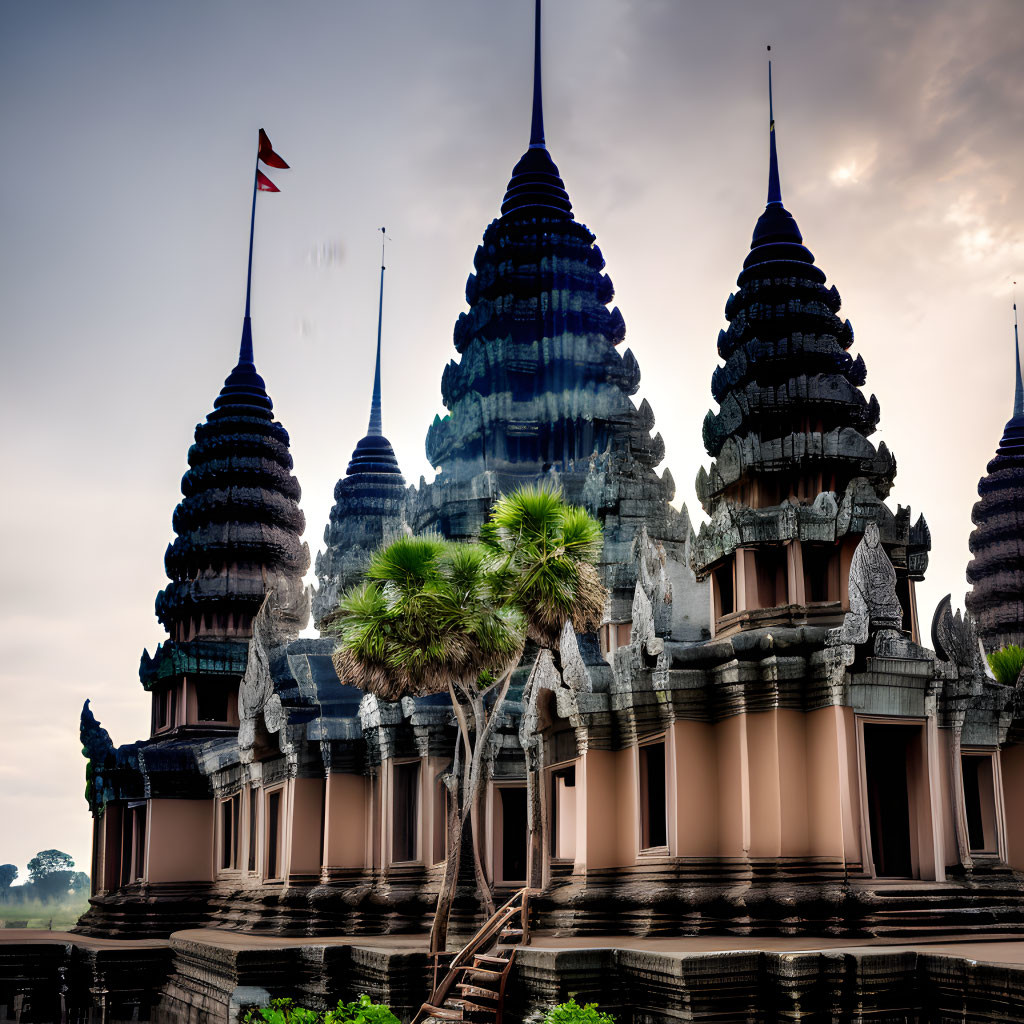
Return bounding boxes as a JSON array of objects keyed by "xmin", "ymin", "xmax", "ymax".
[{"xmin": 1, "ymin": 0, "xmax": 1022, "ymax": 880}]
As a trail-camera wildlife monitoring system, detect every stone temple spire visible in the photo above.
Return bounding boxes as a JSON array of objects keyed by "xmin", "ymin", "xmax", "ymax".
[
  {"xmin": 313, "ymin": 234, "xmax": 407, "ymax": 630},
  {"xmin": 154, "ymin": 333, "xmax": 310, "ymax": 643},
  {"xmin": 414, "ymin": 0, "xmax": 702, "ymax": 639},
  {"xmin": 966, "ymin": 297, "xmax": 1024, "ymax": 652},
  {"xmin": 693, "ymin": 56, "xmax": 929, "ymax": 633},
  {"xmin": 500, "ymin": 0, "xmax": 572, "ymax": 217}
]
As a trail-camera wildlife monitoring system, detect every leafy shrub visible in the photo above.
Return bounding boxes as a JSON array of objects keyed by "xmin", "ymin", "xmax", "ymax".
[
  {"xmin": 326, "ymin": 995, "xmax": 400, "ymax": 1024},
  {"xmin": 242, "ymin": 995, "xmax": 399, "ymax": 1024},
  {"xmin": 988, "ymin": 644, "xmax": 1024, "ymax": 686},
  {"xmin": 543, "ymin": 997, "xmax": 617, "ymax": 1024}
]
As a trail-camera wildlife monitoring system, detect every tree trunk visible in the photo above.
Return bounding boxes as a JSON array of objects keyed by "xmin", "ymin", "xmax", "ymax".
[
  {"xmin": 428, "ymin": 670, "xmax": 514, "ymax": 949},
  {"xmin": 429, "ymin": 713, "xmax": 464, "ymax": 954}
]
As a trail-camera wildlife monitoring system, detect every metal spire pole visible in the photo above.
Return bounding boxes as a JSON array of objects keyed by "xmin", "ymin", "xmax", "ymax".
[{"xmin": 369, "ymin": 228, "xmax": 386, "ymax": 436}]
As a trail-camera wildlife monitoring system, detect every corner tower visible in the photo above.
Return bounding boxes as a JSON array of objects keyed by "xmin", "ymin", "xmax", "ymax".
[
  {"xmin": 693, "ymin": 59, "xmax": 929, "ymax": 638},
  {"xmin": 314, "ymin": 236, "xmax": 407, "ymax": 629},
  {"xmin": 966, "ymin": 303, "xmax": 1024, "ymax": 652},
  {"xmin": 412, "ymin": 0, "xmax": 706, "ymax": 642}
]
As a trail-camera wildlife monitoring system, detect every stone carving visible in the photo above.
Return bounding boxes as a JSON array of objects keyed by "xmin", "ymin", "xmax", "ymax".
[
  {"xmin": 834, "ymin": 523, "xmax": 902, "ymax": 645},
  {"xmin": 931, "ymin": 593, "xmax": 989, "ymax": 678},
  {"xmin": 237, "ymin": 594, "xmax": 287, "ymax": 765}
]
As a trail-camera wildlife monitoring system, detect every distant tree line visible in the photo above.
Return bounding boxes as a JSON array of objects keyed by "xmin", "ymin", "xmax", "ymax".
[{"xmin": 0, "ymin": 850, "xmax": 89, "ymax": 905}]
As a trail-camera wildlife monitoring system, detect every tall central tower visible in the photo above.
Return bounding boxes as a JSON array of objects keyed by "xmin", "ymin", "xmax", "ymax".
[{"xmin": 411, "ymin": 0, "xmax": 707, "ymax": 642}]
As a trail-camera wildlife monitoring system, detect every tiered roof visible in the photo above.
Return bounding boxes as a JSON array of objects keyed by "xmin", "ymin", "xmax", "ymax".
[
  {"xmin": 698, "ymin": 67, "xmax": 892, "ymax": 510},
  {"xmin": 966, "ymin": 312, "xmax": 1024, "ymax": 652},
  {"xmin": 423, "ymin": 1, "xmax": 660, "ymax": 486},
  {"xmin": 155, "ymin": 319, "xmax": 310, "ymax": 641}
]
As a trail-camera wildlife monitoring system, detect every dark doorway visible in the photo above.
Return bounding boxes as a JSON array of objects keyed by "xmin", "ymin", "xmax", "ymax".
[
  {"xmin": 500, "ymin": 787, "xmax": 527, "ymax": 882},
  {"xmin": 863, "ymin": 724, "xmax": 916, "ymax": 877}
]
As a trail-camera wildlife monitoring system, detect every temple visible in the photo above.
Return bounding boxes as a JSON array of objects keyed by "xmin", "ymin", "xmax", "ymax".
[
  {"xmin": 966, "ymin": 302, "xmax": 1024, "ymax": 652},
  {"xmin": 12, "ymin": 8, "xmax": 1024, "ymax": 1023}
]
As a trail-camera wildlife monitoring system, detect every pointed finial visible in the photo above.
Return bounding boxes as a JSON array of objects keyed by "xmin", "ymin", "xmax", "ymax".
[
  {"xmin": 368, "ymin": 227, "xmax": 386, "ymax": 436},
  {"xmin": 767, "ymin": 45, "xmax": 782, "ymax": 206},
  {"xmin": 238, "ymin": 317, "xmax": 254, "ymax": 366},
  {"xmin": 529, "ymin": 0, "xmax": 545, "ymax": 148},
  {"xmin": 1014, "ymin": 281, "xmax": 1023, "ymax": 419}
]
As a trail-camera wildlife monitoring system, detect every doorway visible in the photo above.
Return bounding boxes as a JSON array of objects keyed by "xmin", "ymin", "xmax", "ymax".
[
  {"xmin": 863, "ymin": 723, "xmax": 919, "ymax": 877},
  {"xmin": 499, "ymin": 787, "xmax": 527, "ymax": 883}
]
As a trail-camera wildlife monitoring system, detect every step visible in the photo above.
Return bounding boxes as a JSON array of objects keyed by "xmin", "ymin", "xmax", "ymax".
[
  {"xmin": 473, "ymin": 953, "xmax": 511, "ymax": 967},
  {"xmin": 456, "ymin": 983, "xmax": 500, "ymax": 1002},
  {"xmin": 445, "ymin": 997, "xmax": 499, "ymax": 1019},
  {"xmin": 419, "ymin": 1003, "xmax": 464, "ymax": 1021},
  {"xmin": 463, "ymin": 967, "xmax": 503, "ymax": 984}
]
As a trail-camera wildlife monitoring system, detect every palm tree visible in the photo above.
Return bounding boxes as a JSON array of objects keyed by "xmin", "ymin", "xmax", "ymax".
[
  {"xmin": 481, "ymin": 486, "xmax": 605, "ymax": 888},
  {"xmin": 328, "ymin": 487, "xmax": 604, "ymax": 950}
]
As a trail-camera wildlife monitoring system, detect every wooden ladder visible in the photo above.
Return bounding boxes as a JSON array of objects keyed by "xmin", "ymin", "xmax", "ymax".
[{"xmin": 413, "ymin": 888, "xmax": 531, "ymax": 1024}]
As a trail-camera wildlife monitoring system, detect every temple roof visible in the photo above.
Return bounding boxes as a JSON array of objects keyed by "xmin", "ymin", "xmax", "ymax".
[
  {"xmin": 424, "ymin": 0, "xmax": 661, "ymax": 484},
  {"xmin": 155, "ymin": 319, "xmax": 309, "ymax": 639},
  {"xmin": 500, "ymin": 0, "xmax": 573, "ymax": 219},
  {"xmin": 697, "ymin": 60, "xmax": 896, "ymax": 510},
  {"xmin": 966, "ymin": 306, "xmax": 1024, "ymax": 652}
]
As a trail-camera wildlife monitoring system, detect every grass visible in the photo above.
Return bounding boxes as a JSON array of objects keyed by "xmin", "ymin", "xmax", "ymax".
[
  {"xmin": 988, "ymin": 644, "xmax": 1024, "ymax": 686},
  {"xmin": 0, "ymin": 896, "xmax": 90, "ymax": 931}
]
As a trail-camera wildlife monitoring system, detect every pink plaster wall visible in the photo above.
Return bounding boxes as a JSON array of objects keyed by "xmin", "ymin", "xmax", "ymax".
[
  {"xmin": 579, "ymin": 750, "xmax": 619, "ymax": 870},
  {"xmin": 715, "ymin": 715, "xmax": 748, "ymax": 856},
  {"xmin": 554, "ymin": 773, "xmax": 577, "ymax": 860},
  {"xmin": 289, "ymin": 778, "xmax": 324, "ymax": 878},
  {"xmin": 1001, "ymin": 745, "xmax": 1024, "ymax": 869},
  {"xmin": 614, "ymin": 746, "xmax": 639, "ymax": 865},
  {"xmin": 324, "ymin": 773, "xmax": 368, "ymax": 869},
  {"xmin": 777, "ymin": 711, "xmax": 810, "ymax": 856},
  {"xmin": 804, "ymin": 706, "xmax": 846, "ymax": 860},
  {"xmin": 746, "ymin": 712, "xmax": 782, "ymax": 857},
  {"xmin": 146, "ymin": 799, "xmax": 213, "ymax": 883},
  {"xmin": 937, "ymin": 730, "xmax": 958, "ymax": 867},
  {"xmin": 671, "ymin": 721, "xmax": 718, "ymax": 856}
]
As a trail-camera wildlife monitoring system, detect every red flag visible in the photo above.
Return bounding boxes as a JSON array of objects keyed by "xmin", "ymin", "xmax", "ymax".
[
  {"xmin": 257, "ymin": 170, "xmax": 280, "ymax": 192},
  {"xmin": 258, "ymin": 129, "xmax": 289, "ymax": 169}
]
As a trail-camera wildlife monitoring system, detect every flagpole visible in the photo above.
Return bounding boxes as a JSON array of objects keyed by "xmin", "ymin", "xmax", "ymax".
[{"xmin": 240, "ymin": 137, "xmax": 260, "ymax": 365}]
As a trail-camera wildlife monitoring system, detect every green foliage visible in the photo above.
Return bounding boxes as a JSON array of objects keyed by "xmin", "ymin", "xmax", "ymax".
[
  {"xmin": 27, "ymin": 850, "xmax": 76, "ymax": 904},
  {"xmin": 0, "ymin": 864, "xmax": 16, "ymax": 897},
  {"xmin": 329, "ymin": 487, "xmax": 607, "ymax": 699},
  {"xmin": 330, "ymin": 536, "xmax": 527, "ymax": 699},
  {"xmin": 482, "ymin": 485, "xmax": 605, "ymax": 648},
  {"xmin": 543, "ymin": 997, "xmax": 618, "ymax": 1024},
  {"xmin": 988, "ymin": 644, "xmax": 1024, "ymax": 686},
  {"xmin": 325, "ymin": 994, "xmax": 400, "ymax": 1024},
  {"xmin": 241, "ymin": 995, "xmax": 399, "ymax": 1024}
]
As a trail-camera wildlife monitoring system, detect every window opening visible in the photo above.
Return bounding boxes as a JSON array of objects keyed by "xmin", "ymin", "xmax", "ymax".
[
  {"xmin": 549, "ymin": 765, "xmax": 576, "ymax": 859},
  {"xmin": 962, "ymin": 754, "xmax": 997, "ymax": 853},
  {"xmin": 266, "ymin": 790, "xmax": 282, "ymax": 880},
  {"xmin": 714, "ymin": 561, "xmax": 734, "ymax": 617},
  {"xmin": 392, "ymin": 761, "xmax": 420, "ymax": 863},
  {"xmin": 247, "ymin": 788, "xmax": 258, "ymax": 872},
  {"xmin": 639, "ymin": 741, "xmax": 667, "ymax": 850}
]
